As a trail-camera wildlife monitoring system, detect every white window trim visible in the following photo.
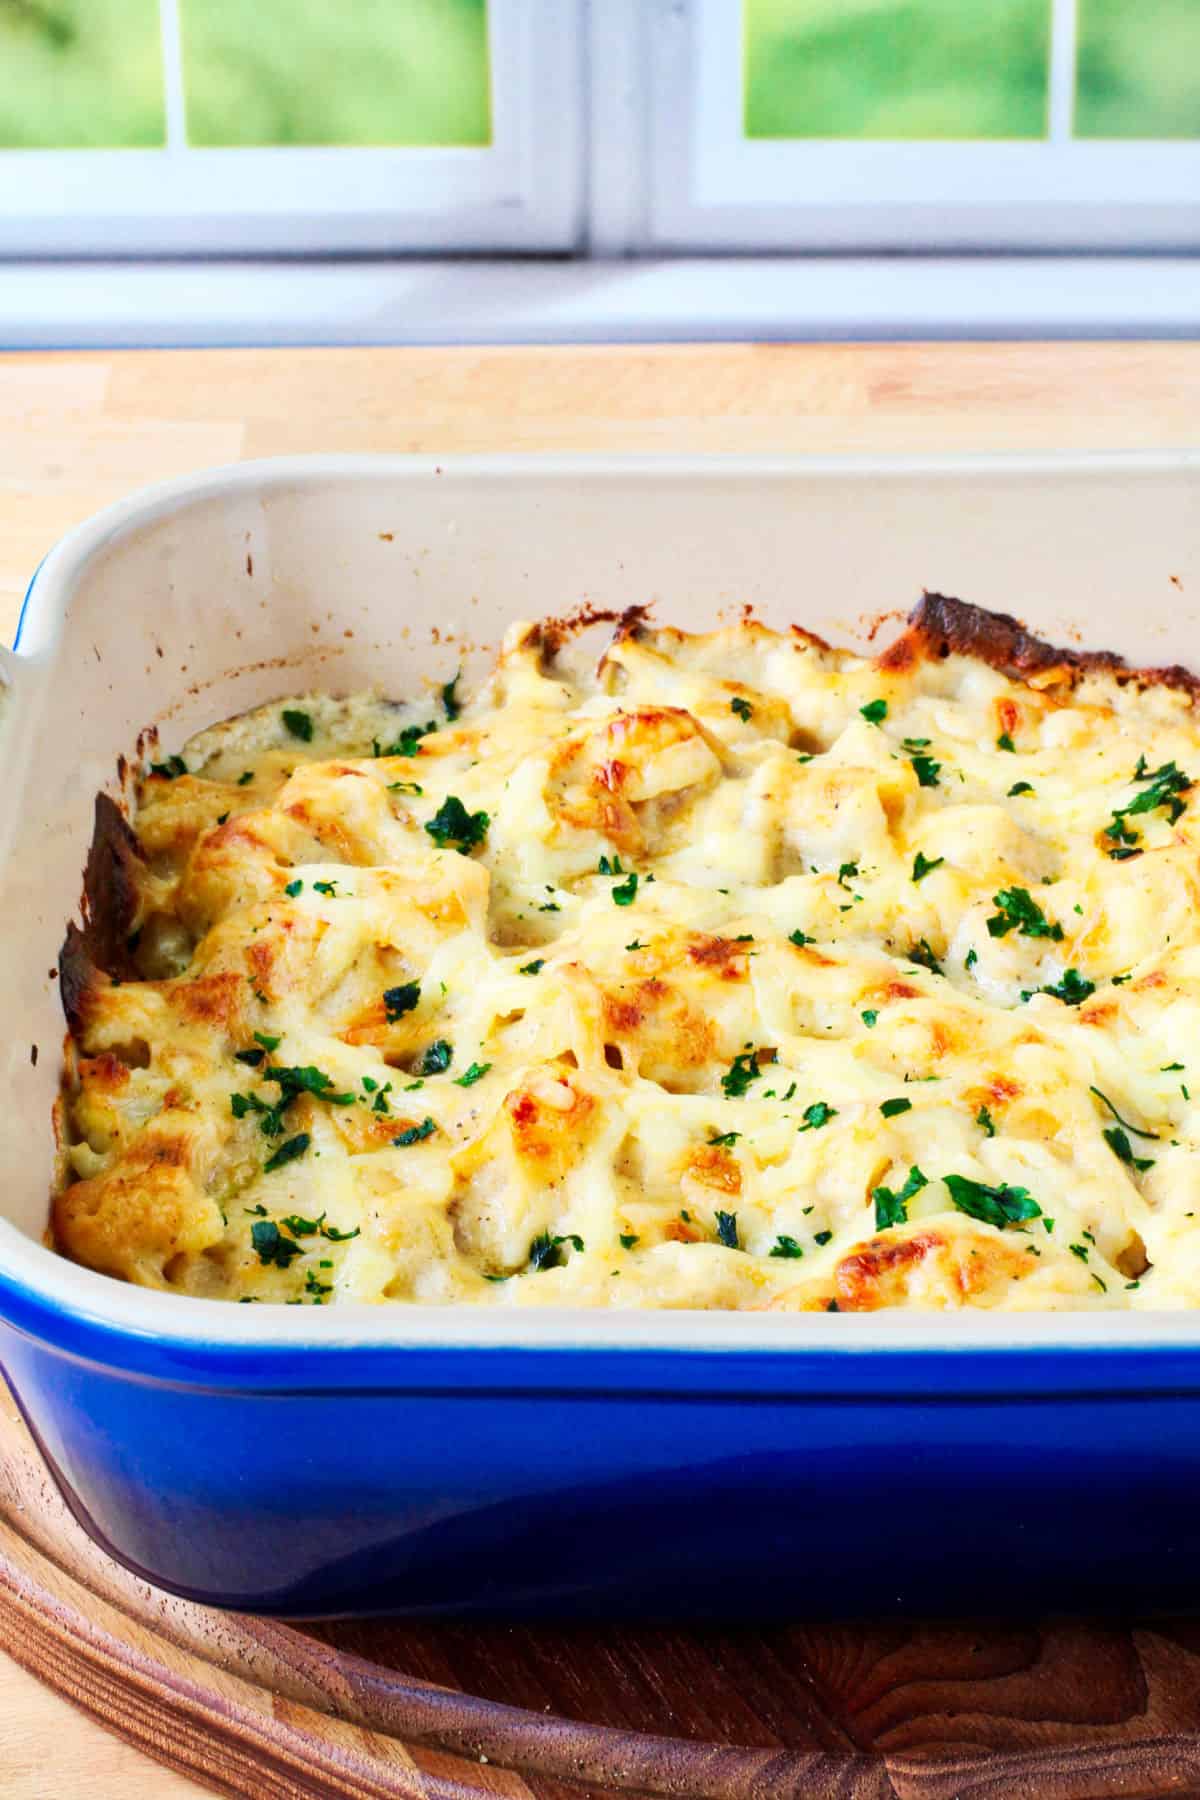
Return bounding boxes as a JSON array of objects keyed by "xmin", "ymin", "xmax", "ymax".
[
  {"xmin": 643, "ymin": 0, "xmax": 1200, "ymax": 253},
  {"xmin": 0, "ymin": 0, "xmax": 585, "ymax": 255},
  {"xmin": 0, "ymin": 255, "xmax": 1197, "ymax": 348}
]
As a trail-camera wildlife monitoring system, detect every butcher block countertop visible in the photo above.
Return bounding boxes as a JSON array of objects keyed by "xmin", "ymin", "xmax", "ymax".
[{"xmin": 3, "ymin": 340, "xmax": 1200, "ymax": 1800}]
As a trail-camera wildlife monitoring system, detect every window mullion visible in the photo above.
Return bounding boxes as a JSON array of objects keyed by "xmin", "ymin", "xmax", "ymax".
[
  {"xmin": 1048, "ymin": 0, "xmax": 1080, "ymax": 143},
  {"xmin": 157, "ymin": 0, "xmax": 188, "ymax": 153}
]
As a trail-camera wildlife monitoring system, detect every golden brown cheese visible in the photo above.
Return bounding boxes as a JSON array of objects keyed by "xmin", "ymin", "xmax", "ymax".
[{"xmin": 52, "ymin": 603, "xmax": 1200, "ymax": 1310}]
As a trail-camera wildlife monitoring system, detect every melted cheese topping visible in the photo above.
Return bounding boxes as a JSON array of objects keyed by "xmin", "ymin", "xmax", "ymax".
[{"xmin": 54, "ymin": 614, "xmax": 1200, "ymax": 1311}]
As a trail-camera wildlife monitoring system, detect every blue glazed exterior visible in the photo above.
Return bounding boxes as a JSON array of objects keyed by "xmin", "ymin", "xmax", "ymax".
[{"xmin": 5, "ymin": 1271, "xmax": 1200, "ymax": 1617}]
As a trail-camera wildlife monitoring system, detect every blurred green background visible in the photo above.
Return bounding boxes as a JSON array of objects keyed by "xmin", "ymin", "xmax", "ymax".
[
  {"xmin": 179, "ymin": 0, "xmax": 490, "ymax": 148},
  {"xmin": 744, "ymin": 0, "xmax": 1051, "ymax": 138},
  {"xmin": 0, "ymin": 0, "xmax": 164, "ymax": 147},
  {"xmin": 1, "ymin": 0, "xmax": 1196, "ymax": 152},
  {"xmin": 0, "ymin": 0, "xmax": 489, "ymax": 149},
  {"xmin": 1075, "ymin": 0, "xmax": 1200, "ymax": 137}
]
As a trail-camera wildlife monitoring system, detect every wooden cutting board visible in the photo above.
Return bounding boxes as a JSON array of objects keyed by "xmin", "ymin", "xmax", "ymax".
[
  {"xmin": 8, "ymin": 342, "xmax": 1200, "ymax": 1799},
  {"xmin": 4, "ymin": 1389, "xmax": 1200, "ymax": 1800}
]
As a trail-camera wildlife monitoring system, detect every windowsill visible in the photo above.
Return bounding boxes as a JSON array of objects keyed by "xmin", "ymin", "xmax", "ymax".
[{"xmin": 0, "ymin": 255, "xmax": 1196, "ymax": 348}]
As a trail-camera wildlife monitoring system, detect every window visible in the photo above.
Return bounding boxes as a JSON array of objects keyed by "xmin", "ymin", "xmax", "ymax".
[
  {"xmin": 642, "ymin": 0, "xmax": 1200, "ymax": 250},
  {"xmin": 0, "ymin": 0, "xmax": 582, "ymax": 253},
  {"xmin": 0, "ymin": 0, "xmax": 1196, "ymax": 262}
]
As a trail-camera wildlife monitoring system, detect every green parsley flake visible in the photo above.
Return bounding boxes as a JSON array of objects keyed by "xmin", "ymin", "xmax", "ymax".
[
  {"xmin": 880, "ymin": 1097, "xmax": 912, "ymax": 1118},
  {"xmin": 986, "ymin": 887, "xmax": 1063, "ymax": 942},
  {"xmin": 375, "ymin": 721, "xmax": 435, "ymax": 758},
  {"xmin": 770, "ymin": 1235, "xmax": 805, "ymax": 1259},
  {"xmin": 393, "ymin": 1118, "xmax": 436, "ymax": 1147},
  {"xmin": 788, "ymin": 929, "xmax": 812, "ymax": 948},
  {"xmin": 250, "ymin": 1219, "xmax": 304, "ymax": 1266},
  {"xmin": 383, "ymin": 983, "xmax": 421, "ymax": 1020},
  {"xmin": 454, "ymin": 1061, "xmax": 492, "ymax": 1087},
  {"xmin": 860, "ymin": 699, "xmax": 888, "ymax": 725},
  {"xmin": 284, "ymin": 878, "xmax": 303, "ymax": 897},
  {"xmin": 1088, "ymin": 1086, "xmax": 1158, "ymax": 1140},
  {"xmin": 708, "ymin": 1130, "xmax": 741, "ymax": 1146},
  {"xmin": 519, "ymin": 959, "xmax": 545, "ymax": 976},
  {"xmin": 149, "ymin": 754, "xmax": 187, "ymax": 779},
  {"xmin": 943, "ymin": 1173, "xmax": 1041, "ymax": 1228},
  {"xmin": 1024, "ymin": 969, "xmax": 1095, "ymax": 1007},
  {"xmin": 611, "ymin": 871, "xmax": 639, "ymax": 906},
  {"xmin": 861, "ymin": 1009, "xmax": 879, "ymax": 1028},
  {"xmin": 730, "ymin": 697, "xmax": 753, "ymax": 721},
  {"xmin": 263, "ymin": 1133, "xmax": 310, "ymax": 1174},
  {"xmin": 282, "ymin": 709, "xmax": 313, "ymax": 743},
  {"xmin": 721, "ymin": 1049, "xmax": 762, "ymax": 1098},
  {"xmin": 528, "ymin": 1230, "xmax": 584, "ymax": 1272},
  {"xmin": 814, "ymin": 1229, "xmax": 834, "ymax": 1246},
  {"xmin": 798, "ymin": 1101, "xmax": 837, "ymax": 1132},
  {"xmin": 714, "ymin": 1210, "xmax": 740, "ymax": 1249},
  {"xmin": 1008, "ymin": 781, "xmax": 1034, "ymax": 797},
  {"xmin": 912, "ymin": 851, "xmax": 944, "ymax": 883},
  {"xmin": 441, "ymin": 672, "xmax": 463, "ymax": 720},
  {"xmin": 417, "ymin": 1039, "xmax": 453, "ymax": 1075},
  {"xmin": 976, "ymin": 1104, "xmax": 996, "ymax": 1138},
  {"xmin": 425, "ymin": 795, "xmax": 489, "ymax": 854},
  {"xmin": 237, "ymin": 770, "xmax": 254, "ymax": 786},
  {"xmin": 873, "ymin": 1165, "xmax": 927, "ymax": 1231},
  {"xmin": 1103, "ymin": 1126, "xmax": 1155, "ymax": 1173},
  {"xmin": 997, "ymin": 732, "xmax": 1016, "ymax": 752}
]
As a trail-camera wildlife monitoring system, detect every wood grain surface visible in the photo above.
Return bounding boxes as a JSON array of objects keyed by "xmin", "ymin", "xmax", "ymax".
[{"xmin": 5, "ymin": 341, "xmax": 1200, "ymax": 1800}]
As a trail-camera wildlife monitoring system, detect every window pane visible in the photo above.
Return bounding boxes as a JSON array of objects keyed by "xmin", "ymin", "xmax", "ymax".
[
  {"xmin": 179, "ymin": 0, "xmax": 490, "ymax": 148},
  {"xmin": 0, "ymin": 0, "xmax": 164, "ymax": 147},
  {"xmin": 1076, "ymin": 0, "xmax": 1200, "ymax": 138},
  {"xmin": 744, "ymin": 0, "xmax": 1051, "ymax": 140}
]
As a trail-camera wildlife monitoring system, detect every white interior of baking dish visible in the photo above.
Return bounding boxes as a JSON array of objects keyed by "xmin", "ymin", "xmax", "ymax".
[{"xmin": 3, "ymin": 452, "xmax": 1200, "ymax": 1351}]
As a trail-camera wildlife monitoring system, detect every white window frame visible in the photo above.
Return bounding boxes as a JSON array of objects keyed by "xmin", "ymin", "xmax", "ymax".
[
  {"xmin": 623, "ymin": 0, "xmax": 1200, "ymax": 254},
  {"xmin": 0, "ymin": 0, "xmax": 584, "ymax": 255}
]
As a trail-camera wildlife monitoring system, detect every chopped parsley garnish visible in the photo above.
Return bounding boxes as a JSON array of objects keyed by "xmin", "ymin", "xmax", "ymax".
[
  {"xmin": 598, "ymin": 854, "xmax": 624, "ymax": 875},
  {"xmin": 860, "ymin": 699, "xmax": 888, "ymax": 725},
  {"xmin": 528, "ymin": 1230, "xmax": 584, "ymax": 1272},
  {"xmin": 1024, "ymin": 968, "xmax": 1095, "ymax": 1006},
  {"xmin": 730, "ymin": 697, "xmax": 753, "ymax": 721},
  {"xmin": 770, "ymin": 1235, "xmax": 805, "ymax": 1259},
  {"xmin": 788, "ymin": 929, "xmax": 812, "ymax": 948},
  {"xmin": 369, "ymin": 1082, "xmax": 393, "ymax": 1114},
  {"xmin": 707, "ymin": 1130, "xmax": 741, "ymax": 1146},
  {"xmin": 836, "ymin": 861, "xmax": 859, "ymax": 890},
  {"xmin": 313, "ymin": 880, "xmax": 338, "ymax": 897},
  {"xmin": 798, "ymin": 1101, "xmax": 837, "ymax": 1132},
  {"xmin": 280, "ymin": 1212, "xmax": 323, "ymax": 1236},
  {"xmin": 149, "ymin": 754, "xmax": 187, "ymax": 779},
  {"xmin": 262, "ymin": 1133, "xmax": 310, "ymax": 1174},
  {"xmin": 454, "ymin": 1061, "xmax": 492, "ymax": 1087},
  {"xmin": 383, "ymin": 982, "xmax": 421, "ymax": 1020},
  {"xmin": 903, "ymin": 737, "xmax": 931, "ymax": 750},
  {"xmin": 519, "ymin": 959, "xmax": 545, "ymax": 975},
  {"xmin": 282, "ymin": 709, "xmax": 313, "ymax": 742},
  {"xmin": 1070, "ymin": 1242, "xmax": 1089, "ymax": 1263},
  {"xmin": 375, "ymin": 720, "xmax": 435, "ymax": 758},
  {"xmin": 910, "ymin": 753, "xmax": 941, "ymax": 788},
  {"xmin": 234, "ymin": 1048, "xmax": 265, "ymax": 1067},
  {"xmin": 976, "ymin": 1104, "xmax": 996, "ymax": 1137},
  {"xmin": 388, "ymin": 780, "xmax": 423, "ymax": 796},
  {"xmin": 441, "ymin": 672, "xmax": 462, "ymax": 720},
  {"xmin": 1088, "ymin": 1086, "xmax": 1159, "ymax": 1140},
  {"xmin": 284, "ymin": 878, "xmax": 303, "ymax": 897},
  {"xmin": 392, "ymin": 1118, "xmax": 436, "ymax": 1147},
  {"xmin": 1104, "ymin": 757, "xmax": 1193, "ymax": 857},
  {"xmin": 1163, "ymin": 1062, "xmax": 1186, "ymax": 1072},
  {"xmin": 997, "ymin": 732, "xmax": 1016, "ymax": 752},
  {"xmin": 943, "ymin": 1172, "xmax": 1041, "ymax": 1227},
  {"xmin": 964, "ymin": 947, "xmax": 978, "ymax": 970},
  {"xmin": 986, "ymin": 886, "xmax": 1063, "ymax": 942},
  {"xmin": 814, "ymin": 1229, "xmax": 834, "ymax": 1246},
  {"xmin": 263, "ymin": 1064, "xmax": 355, "ymax": 1110},
  {"xmin": 625, "ymin": 939, "xmax": 644, "ymax": 951},
  {"xmin": 714, "ymin": 1210, "xmax": 740, "ymax": 1249},
  {"xmin": 1103, "ymin": 1126, "xmax": 1155, "ymax": 1173},
  {"xmin": 304, "ymin": 1269, "xmax": 333, "ymax": 1300},
  {"xmin": 237, "ymin": 770, "xmax": 254, "ymax": 786},
  {"xmin": 425, "ymin": 795, "xmax": 489, "ymax": 854},
  {"xmin": 908, "ymin": 938, "xmax": 943, "ymax": 976},
  {"xmin": 417, "ymin": 1039, "xmax": 453, "ymax": 1075},
  {"xmin": 611, "ymin": 871, "xmax": 639, "ymax": 905},
  {"xmin": 539, "ymin": 900, "xmax": 562, "ymax": 913},
  {"xmin": 721, "ymin": 1049, "xmax": 762, "ymax": 1098},
  {"xmin": 250, "ymin": 1028, "xmax": 278, "ymax": 1052},
  {"xmin": 620, "ymin": 1232, "xmax": 639, "ymax": 1249},
  {"xmin": 216, "ymin": 811, "xmax": 229, "ymax": 825},
  {"xmin": 861, "ymin": 1009, "xmax": 879, "ymax": 1027},
  {"xmin": 873, "ymin": 1165, "xmax": 927, "ymax": 1230},
  {"xmin": 250, "ymin": 1219, "xmax": 304, "ymax": 1266},
  {"xmin": 912, "ymin": 851, "xmax": 944, "ymax": 883},
  {"xmin": 1008, "ymin": 781, "xmax": 1034, "ymax": 797},
  {"xmin": 880, "ymin": 1097, "xmax": 912, "ymax": 1118}
]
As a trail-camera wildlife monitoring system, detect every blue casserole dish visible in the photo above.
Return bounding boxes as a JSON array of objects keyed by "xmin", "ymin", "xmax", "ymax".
[{"xmin": 3, "ymin": 452, "xmax": 1200, "ymax": 1618}]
